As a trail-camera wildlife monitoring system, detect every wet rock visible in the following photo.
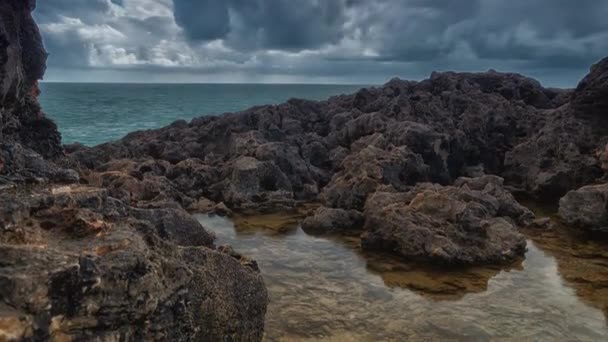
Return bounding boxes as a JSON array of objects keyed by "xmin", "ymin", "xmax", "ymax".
[
  {"xmin": 558, "ymin": 184, "xmax": 608, "ymax": 234},
  {"xmin": 361, "ymin": 177, "xmax": 529, "ymax": 265},
  {"xmin": 301, "ymin": 207, "xmax": 364, "ymax": 232}
]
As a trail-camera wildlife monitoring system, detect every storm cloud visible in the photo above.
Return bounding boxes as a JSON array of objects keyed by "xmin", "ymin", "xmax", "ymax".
[
  {"xmin": 173, "ymin": 0, "xmax": 349, "ymax": 50},
  {"xmin": 34, "ymin": 0, "xmax": 608, "ymax": 85}
]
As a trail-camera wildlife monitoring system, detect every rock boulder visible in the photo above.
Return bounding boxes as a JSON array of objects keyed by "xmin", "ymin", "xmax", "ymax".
[
  {"xmin": 558, "ymin": 183, "xmax": 608, "ymax": 234},
  {"xmin": 361, "ymin": 177, "xmax": 531, "ymax": 265}
]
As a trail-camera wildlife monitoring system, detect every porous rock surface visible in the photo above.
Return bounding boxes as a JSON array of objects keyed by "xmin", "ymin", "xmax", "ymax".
[
  {"xmin": 0, "ymin": 186, "xmax": 267, "ymax": 341},
  {"xmin": 0, "ymin": 1, "xmax": 268, "ymax": 341},
  {"xmin": 361, "ymin": 176, "xmax": 533, "ymax": 265}
]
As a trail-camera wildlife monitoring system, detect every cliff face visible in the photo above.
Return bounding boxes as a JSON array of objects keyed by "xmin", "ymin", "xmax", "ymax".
[
  {"xmin": 0, "ymin": 2, "xmax": 268, "ymax": 341},
  {"xmin": 0, "ymin": 0, "xmax": 61, "ymax": 160}
]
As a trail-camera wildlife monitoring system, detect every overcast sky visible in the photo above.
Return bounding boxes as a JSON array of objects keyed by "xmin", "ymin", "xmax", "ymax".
[{"xmin": 34, "ymin": 0, "xmax": 608, "ymax": 86}]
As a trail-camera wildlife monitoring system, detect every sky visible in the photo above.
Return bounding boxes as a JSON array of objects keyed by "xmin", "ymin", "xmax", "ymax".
[{"xmin": 34, "ymin": 0, "xmax": 608, "ymax": 86}]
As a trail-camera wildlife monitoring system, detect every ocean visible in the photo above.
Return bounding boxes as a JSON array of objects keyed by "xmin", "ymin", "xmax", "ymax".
[{"xmin": 38, "ymin": 83, "xmax": 365, "ymax": 146}]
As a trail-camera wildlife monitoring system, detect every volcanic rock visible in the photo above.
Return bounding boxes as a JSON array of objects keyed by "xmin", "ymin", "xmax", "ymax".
[{"xmin": 361, "ymin": 176, "xmax": 531, "ymax": 265}]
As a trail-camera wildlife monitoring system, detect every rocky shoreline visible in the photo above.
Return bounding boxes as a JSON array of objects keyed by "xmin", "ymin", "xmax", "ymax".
[
  {"xmin": 1, "ymin": 0, "xmax": 608, "ymax": 340},
  {"xmin": 1, "ymin": 1, "xmax": 267, "ymax": 340},
  {"xmin": 63, "ymin": 51, "xmax": 608, "ymax": 264}
]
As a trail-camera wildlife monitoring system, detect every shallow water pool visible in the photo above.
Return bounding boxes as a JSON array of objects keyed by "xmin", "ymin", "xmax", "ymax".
[{"xmin": 196, "ymin": 214, "xmax": 608, "ymax": 341}]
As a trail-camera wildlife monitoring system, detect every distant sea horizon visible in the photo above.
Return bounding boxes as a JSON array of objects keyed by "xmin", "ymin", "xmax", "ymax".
[
  {"xmin": 40, "ymin": 81, "xmax": 370, "ymax": 85},
  {"xmin": 39, "ymin": 82, "xmax": 368, "ymax": 146}
]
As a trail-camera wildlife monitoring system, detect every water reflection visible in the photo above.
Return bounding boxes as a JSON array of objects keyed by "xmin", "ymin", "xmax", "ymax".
[
  {"xmin": 524, "ymin": 225, "xmax": 608, "ymax": 321},
  {"xmin": 196, "ymin": 214, "xmax": 608, "ymax": 341}
]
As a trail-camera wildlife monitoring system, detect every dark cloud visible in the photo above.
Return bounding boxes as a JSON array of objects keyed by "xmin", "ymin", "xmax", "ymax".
[
  {"xmin": 173, "ymin": 0, "xmax": 349, "ymax": 50},
  {"xmin": 349, "ymin": 0, "xmax": 608, "ymax": 70},
  {"xmin": 32, "ymin": 0, "xmax": 608, "ymax": 86},
  {"xmin": 173, "ymin": 0, "xmax": 230, "ymax": 41}
]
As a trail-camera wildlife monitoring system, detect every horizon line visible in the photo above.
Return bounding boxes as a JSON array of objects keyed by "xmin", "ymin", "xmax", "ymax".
[{"xmin": 39, "ymin": 80, "xmax": 376, "ymax": 86}]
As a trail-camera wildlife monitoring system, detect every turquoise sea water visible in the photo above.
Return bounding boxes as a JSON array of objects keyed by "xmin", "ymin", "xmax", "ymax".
[{"xmin": 39, "ymin": 83, "xmax": 365, "ymax": 146}]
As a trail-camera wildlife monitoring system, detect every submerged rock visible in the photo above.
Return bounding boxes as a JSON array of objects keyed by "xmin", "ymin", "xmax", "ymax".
[
  {"xmin": 559, "ymin": 184, "xmax": 608, "ymax": 234},
  {"xmin": 361, "ymin": 176, "xmax": 531, "ymax": 265}
]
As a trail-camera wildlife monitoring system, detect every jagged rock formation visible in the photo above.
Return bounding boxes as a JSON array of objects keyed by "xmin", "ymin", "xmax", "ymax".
[
  {"xmin": 504, "ymin": 57, "xmax": 608, "ymax": 199},
  {"xmin": 67, "ymin": 70, "xmax": 569, "ymax": 208},
  {"xmin": 63, "ymin": 54, "xmax": 608, "ymax": 263},
  {"xmin": 0, "ymin": 1, "xmax": 268, "ymax": 340},
  {"xmin": 67, "ymin": 58, "xmax": 608, "ymax": 211},
  {"xmin": 0, "ymin": 0, "xmax": 61, "ymax": 161}
]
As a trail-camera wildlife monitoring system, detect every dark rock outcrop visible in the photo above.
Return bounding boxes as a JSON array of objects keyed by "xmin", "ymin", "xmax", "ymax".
[
  {"xmin": 503, "ymin": 106, "xmax": 603, "ymax": 199},
  {"xmin": 0, "ymin": 1, "xmax": 269, "ymax": 340},
  {"xmin": 66, "ymin": 56, "xmax": 608, "ymax": 213},
  {"xmin": 558, "ymin": 184, "xmax": 608, "ymax": 234},
  {"xmin": 59, "ymin": 54, "xmax": 608, "ymax": 259},
  {"xmin": 67, "ymin": 65, "xmax": 576, "ymax": 211},
  {"xmin": 0, "ymin": 0, "xmax": 61, "ymax": 160},
  {"xmin": 361, "ymin": 176, "xmax": 532, "ymax": 265},
  {"xmin": 503, "ymin": 57, "xmax": 608, "ymax": 199},
  {"xmin": 571, "ymin": 56, "xmax": 608, "ymax": 121}
]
